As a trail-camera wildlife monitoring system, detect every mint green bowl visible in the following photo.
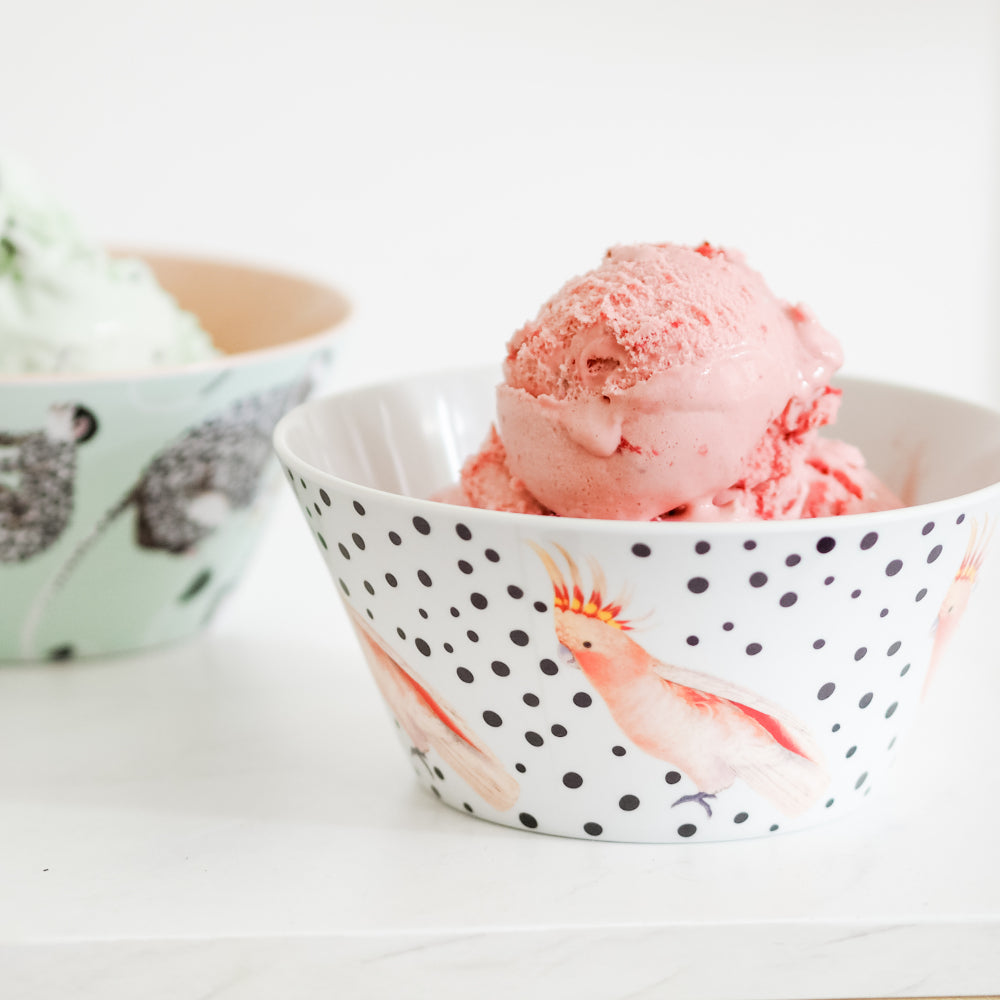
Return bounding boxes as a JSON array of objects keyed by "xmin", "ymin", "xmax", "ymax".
[{"xmin": 0, "ymin": 252, "xmax": 350, "ymax": 660}]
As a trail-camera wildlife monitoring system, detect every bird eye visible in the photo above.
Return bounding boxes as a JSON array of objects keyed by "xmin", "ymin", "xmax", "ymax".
[{"xmin": 582, "ymin": 641, "xmax": 592, "ymax": 648}]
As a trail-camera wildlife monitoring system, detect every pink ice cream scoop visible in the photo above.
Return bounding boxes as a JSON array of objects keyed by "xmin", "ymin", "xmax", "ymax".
[{"xmin": 449, "ymin": 242, "xmax": 901, "ymax": 522}]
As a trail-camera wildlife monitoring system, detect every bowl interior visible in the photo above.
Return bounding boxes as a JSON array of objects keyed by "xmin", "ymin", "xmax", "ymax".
[
  {"xmin": 280, "ymin": 366, "xmax": 1000, "ymax": 510},
  {"xmin": 141, "ymin": 252, "xmax": 351, "ymax": 355}
]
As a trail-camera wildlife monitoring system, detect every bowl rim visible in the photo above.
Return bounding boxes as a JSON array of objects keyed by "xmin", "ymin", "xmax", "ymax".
[
  {"xmin": 273, "ymin": 364, "xmax": 1000, "ymax": 535},
  {"xmin": 0, "ymin": 249, "xmax": 352, "ymax": 387}
]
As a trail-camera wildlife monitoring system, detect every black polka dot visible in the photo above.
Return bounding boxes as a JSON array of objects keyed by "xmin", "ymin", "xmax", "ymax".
[
  {"xmin": 915, "ymin": 588, "xmax": 927, "ymax": 602},
  {"xmin": 457, "ymin": 667, "xmax": 474, "ymax": 683},
  {"xmin": 338, "ymin": 579, "xmax": 349, "ymax": 596},
  {"xmin": 733, "ymin": 812, "xmax": 748, "ymax": 824},
  {"xmin": 456, "ymin": 523, "xmax": 472, "ymax": 540},
  {"xmin": 779, "ymin": 592, "xmax": 797, "ymax": 608},
  {"xmin": 584, "ymin": 822, "xmax": 603, "ymax": 836},
  {"xmin": 484, "ymin": 548, "xmax": 500, "ymax": 562},
  {"xmin": 927, "ymin": 545, "xmax": 942, "ymax": 564},
  {"xmin": 319, "ymin": 489, "xmax": 331, "ymax": 506},
  {"xmin": 363, "ymin": 580, "xmax": 375, "ymax": 595},
  {"xmin": 433, "ymin": 766, "xmax": 445, "ymax": 780},
  {"xmin": 443, "ymin": 643, "xmax": 453, "ymax": 653},
  {"xmin": 515, "ymin": 763, "xmax": 526, "ymax": 773},
  {"xmin": 880, "ymin": 608, "xmax": 889, "ymax": 618},
  {"xmin": 825, "ymin": 576, "xmax": 835, "ymax": 585},
  {"xmin": 507, "ymin": 585, "xmax": 524, "ymax": 599},
  {"xmin": 463, "ymin": 802, "xmax": 473, "ymax": 812},
  {"xmin": 352, "ymin": 500, "xmax": 365, "ymax": 515},
  {"xmin": 510, "ymin": 630, "xmax": 529, "ymax": 647},
  {"xmin": 855, "ymin": 772, "xmax": 869, "ymax": 790},
  {"xmin": 413, "ymin": 516, "xmax": 431, "ymax": 535},
  {"xmin": 612, "ymin": 745, "xmax": 626, "ymax": 757},
  {"xmin": 818, "ymin": 682, "xmax": 835, "ymax": 699},
  {"xmin": 632, "ymin": 543, "xmax": 651, "ymax": 557},
  {"xmin": 722, "ymin": 621, "xmax": 734, "ymax": 631},
  {"xmin": 415, "ymin": 638, "xmax": 431, "ymax": 657},
  {"xmin": 449, "ymin": 606, "xmax": 460, "ymax": 617},
  {"xmin": 695, "ymin": 541, "xmax": 710, "ymax": 554},
  {"xmin": 749, "ymin": 572, "xmax": 768, "ymax": 588},
  {"xmin": 957, "ymin": 513, "xmax": 966, "ymax": 524},
  {"xmin": 417, "ymin": 569, "xmax": 432, "ymax": 587},
  {"xmin": 562, "ymin": 772, "xmax": 583, "ymax": 789},
  {"xmin": 539, "ymin": 658, "xmax": 558, "ymax": 675},
  {"xmin": 619, "ymin": 794, "xmax": 640, "ymax": 811},
  {"xmin": 483, "ymin": 710, "xmax": 502, "ymax": 727},
  {"xmin": 887, "ymin": 641, "xmax": 901, "ymax": 656},
  {"xmin": 922, "ymin": 521, "xmax": 935, "ymax": 535},
  {"xmin": 785, "ymin": 553, "xmax": 801, "ymax": 567},
  {"xmin": 813, "ymin": 638, "xmax": 826, "ymax": 649},
  {"xmin": 337, "ymin": 541, "xmax": 350, "ymax": 559},
  {"xmin": 551, "ymin": 724, "xmax": 568, "ymax": 737},
  {"xmin": 458, "ymin": 560, "xmax": 473, "ymax": 574},
  {"xmin": 470, "ymin": 592, "xmax": 488, "ymax": 610},
  {"xmin": 859, "ymin": 692, "xmax": 873, "ymax": 709},
  {"xmin": 313, "ymin": 502, "xmax": 323, "ymax": 516},
  {"xmin": 522, "ymin": 692, "xmax": 539, "ymax": 706},
  {"xmin": 769, "ymin": 824, "xmax": 779, "ymax": 832},
  {"xmin": 678, "ymin": 823, "xmax": 697, "ymax": 838},
  {"xmin": 519, "ymin": 813, "xmax": 538, "ymax": 829},
  {"xmin": 746, "ymin": 642, "xmax": 762, "ymax": 656},
  {"xmin": 388, "ymin": 531, "xmax": 402, "ymax": 545},
  {"xmin": 845, "ymin": 746, "xmax": 857, "ymax": 758},
  {"xmin": 743, "ymin": 539, "xmax": 757, "ymax": 550},
  {"xmin": 396, "ymin": 627, "xmax": 406, "ymax": 640},
  {"xmin": 817, "ymin": 536, "xmax": 836, "ymax": 554},
  {"xmin": 900, "ymin": 662, "xmax": 911, "ymax": 676},
  {"xmin": 885, "ymin": 701, "xmax": 898, "ymax": 718},
  {"xmin": 466, "ymin": 630, "xmax": 479, "ymax": 642},
  {"xmin": 533, "ymin": 601, "xmax": 547, "ymax": 613},
  {"xmin": 686, "ymin": 635, "xmax": 699, "ymax": 646},
  {"xmin": 687, "ymin": 577, "xmax": 709, "ymax": 594},
  {"xmin": 885, "ymin": 559, "xmax": 903, "ymax": 576},
  {"xmin": 854, "ymin": 647, "xmax": 867, "ymax": 661},
  {"xmin": 664, "ymin": 771, "xmax": 681, "ymax": 785},
  {"xmin": 385, "ymin": 573, "xmax": 398, "ymax": 587},
  {"xmin": 525, "ymin": 731, "xmax": 544, "ymax": 747},
  {"xmin": 860, "ymin": 531, "xmax": 879, "ymax": 550},
  {"xmin": 491, "ymin": 660, "xmax": 510, "ymax": 677},
  {"xmin": 572, "ymin": 692, "xmax": 592, "ymax": 708},
  {"xmin": 851, "ymin": 589, "xmax": 862, "ymax": 599}
]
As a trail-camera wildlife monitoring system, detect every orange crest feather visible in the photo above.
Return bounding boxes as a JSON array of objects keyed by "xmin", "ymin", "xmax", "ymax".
[{"xmin": 531, "ymin": 543, "xmax": 632, "ymax": 630}]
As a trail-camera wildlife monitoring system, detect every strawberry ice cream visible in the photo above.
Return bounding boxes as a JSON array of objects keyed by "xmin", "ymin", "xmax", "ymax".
[{"xmin": 443, "ymin": 242, "xmax": 901, "ymax": 522}]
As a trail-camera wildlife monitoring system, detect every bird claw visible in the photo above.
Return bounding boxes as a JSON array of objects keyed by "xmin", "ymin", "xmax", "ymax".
[{"xmin": 672, "ymin": 791, "xmax": 716, "ymax": 817}]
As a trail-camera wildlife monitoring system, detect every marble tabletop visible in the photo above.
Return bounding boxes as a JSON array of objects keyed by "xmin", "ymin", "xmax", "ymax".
[{"xmin": 2, "ymin": 490, "xmax": 998, "ymax": 1000}]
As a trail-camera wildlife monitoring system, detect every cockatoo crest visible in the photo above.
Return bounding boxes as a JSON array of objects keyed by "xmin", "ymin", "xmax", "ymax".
[
  {"xmin": 955, "ymin": 515, "xmax": 993, "ymax": 583},
  {"xmin": 530, "ymin": 541, "xmax": 632, "ymax": 630}
]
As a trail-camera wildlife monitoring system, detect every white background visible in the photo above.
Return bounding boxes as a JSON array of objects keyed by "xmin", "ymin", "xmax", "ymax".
[{"xmin": 2, "ymin": 0, "xmax": 998, "ymax": 400}]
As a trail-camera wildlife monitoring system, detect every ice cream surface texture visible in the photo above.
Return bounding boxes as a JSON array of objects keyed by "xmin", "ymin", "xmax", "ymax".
[
  {"xmin": 447, "ymin": 242, "xmax": 901, "ymax": 522},
  {"xmin": 0, "ymin": 157, "xmax": 219, "ymax": 374}
]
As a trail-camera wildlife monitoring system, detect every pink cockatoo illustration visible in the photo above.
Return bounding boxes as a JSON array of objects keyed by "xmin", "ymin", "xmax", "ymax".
[
  {"xmin": 532, "ymin": 543, "xmax": 829, "ymax": 818},
  {"xmin": 347, "ymin": 607, "xmax": 520, "ymax": 811},
  {"xmin": 923, "ymin": 516, "xmax": 993, "ymax": 697}
]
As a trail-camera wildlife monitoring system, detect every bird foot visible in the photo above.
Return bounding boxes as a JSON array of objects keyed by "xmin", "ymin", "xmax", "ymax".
[{"xmin": 672, "ymin": 791, "xmax": 716, "ymax": 817}]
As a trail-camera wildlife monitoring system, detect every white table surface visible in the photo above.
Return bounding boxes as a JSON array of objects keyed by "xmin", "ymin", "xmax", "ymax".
[{"xmin": 1, "ymin": 487, "xmax": 998, "ymax": 1000}]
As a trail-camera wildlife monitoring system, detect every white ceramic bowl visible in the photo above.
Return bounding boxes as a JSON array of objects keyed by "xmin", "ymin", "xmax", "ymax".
[
  {"xmin": 1, "ymin": 253, "xmax": 350, "ymax": 661},
  {"xmin": 274, "ymin": 366, "xmax": 1000, "ymax": 842}
]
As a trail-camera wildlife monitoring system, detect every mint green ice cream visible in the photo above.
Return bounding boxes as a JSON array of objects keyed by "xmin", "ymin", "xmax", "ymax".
[{"xmin": 0, "ymin": 158, "xmax": 219, "ymax": 374}]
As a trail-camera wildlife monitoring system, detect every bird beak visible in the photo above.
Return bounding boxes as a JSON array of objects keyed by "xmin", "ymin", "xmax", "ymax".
[{"xmin": 558, "ymin": 642, "xmax": 578, "ymax": 668}]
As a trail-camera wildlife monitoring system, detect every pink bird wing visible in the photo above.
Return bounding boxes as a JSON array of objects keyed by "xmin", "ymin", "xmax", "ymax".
[
  {"xmin": 649, "ymin": 659, "xmax": 826, "ymax": 765},
  {"xmin": 347, "ymin": 608, "xmax": 520, "ymax": 811},
  {"xmin": 649, "ymin": 659, "xmax": 829, "ymax": 816}
]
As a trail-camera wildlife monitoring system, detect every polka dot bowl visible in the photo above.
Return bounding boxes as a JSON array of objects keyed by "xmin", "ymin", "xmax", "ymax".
[
  {"xmin": 0, "ymin": 253, "xmax": 350, "ymax": 661},
  {"xmin": 274, "ymin": 365, "xmax": 1000, "ymax": 843}
]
